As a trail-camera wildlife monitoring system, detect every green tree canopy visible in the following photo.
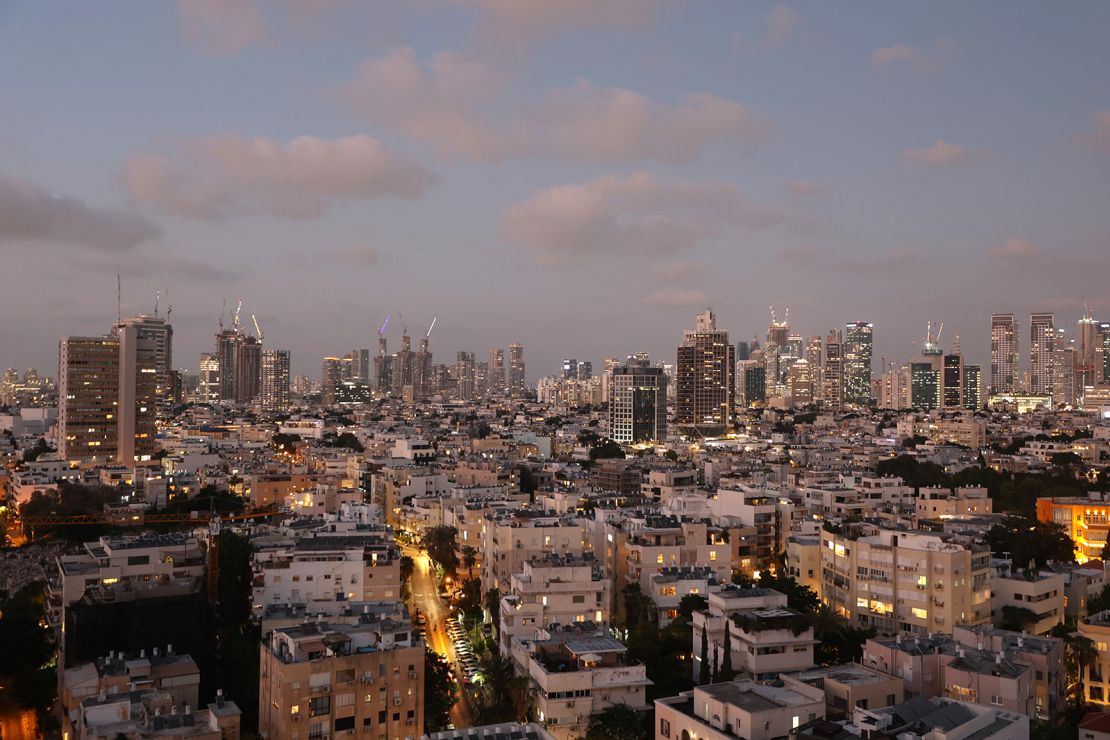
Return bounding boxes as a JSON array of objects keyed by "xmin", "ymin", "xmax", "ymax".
[
  {"xmin": 984, "ymin": 515, "xmax": 1076, "ymax": 564},
  {"xmin": 585, "ymin": 703, "xmax": 648, "ymax": 740}
]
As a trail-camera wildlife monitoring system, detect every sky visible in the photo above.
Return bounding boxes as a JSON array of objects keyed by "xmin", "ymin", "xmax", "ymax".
[{"xmin": 2, "ymin": 1, "xmax": 1109, "ymax": 380}]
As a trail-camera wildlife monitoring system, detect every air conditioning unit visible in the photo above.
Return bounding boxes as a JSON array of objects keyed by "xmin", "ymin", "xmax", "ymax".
[
  {"xmin": 292, "ymin": 714, "xmax": 302, "ymax": 722},
  {"xmin": 348, "ymin": 680, "xmax": 356, "ymax": 686},
  {"xmin": 408, "ymin": 671, "xmax": 418, "ymax": 679},
  {"xmin": 361, "ymin": 677, "xmax": 374, "ymax": 685},
  {"xmin": 394, "ymin": 698, "xmax": 403, "ymax": 706},
  {"xmin": 405, "ymin": 719, "xmax": 415, "ymax": 726}
]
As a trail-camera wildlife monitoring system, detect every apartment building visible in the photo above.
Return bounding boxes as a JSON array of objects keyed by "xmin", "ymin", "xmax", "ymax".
[
  {"xmin": 499, "ymin": 554, "xmax": 610, "ymax": 655},
  {"xmin": 820, "ymin": 527, "xmax": 992, "ymax": 633},
  {"xmin": 709, "ymin": 485, "xmax": 778, "ymax": 568},
  {"xmin": 990, "ymin": 560, "xmax": 1065, "ymax": 634},
  {"xmin": 620, "ymin": 517, "xmax": 731, "ymax": 602},
  {"xmin": 510, "ymin": 626, "xmax": 651, "ymax": 740},
  {"xmin": 1036, "ymin": 495, "xmax": 1104, "ymax": 563},
  {"xmin": 846, "ymin": 696, "xmax": 1027, "ymax": 740},
  {"xmin": 915, "ymin": 486, "xmax": 993, "ymax": 522},
  {"xmin": 952, "ymin": 625, "xmax": 1066, "ymax": 720},
  {"xmin": 655, "ymin": 679, "xmax": 825, "ymax": 740},
  {"xmin": 76, "ymin": 688, "xmax": 241, "ymax": 739},
  {"xmin": 646, "ymin": 567, "xmax": 723, "ymax": 626},
  {"xmin": 641, "ymin": 468, "xmax": 699, "ymax": 503},
  {"xmin": 258, "ymin": 616, "xmax": 424, "ymax": 739},
  {"xmin": 1081, "ymin": 610, "xmax": 1110, "ymax": 706},
  {"xmin": 482, "ymin": 511, "xmax": 592, "ymax": 593},
  {"xmin": 691, "ymin": 585, "xmax": 815, "ymax": 682},
  {"xmin": 786, "ymin": 664, "xmax": 904, "ymax": 718}
]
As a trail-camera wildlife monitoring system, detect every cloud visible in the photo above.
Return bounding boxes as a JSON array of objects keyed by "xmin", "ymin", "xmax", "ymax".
[
  {"xmin": 1077, "ymin": 110, "xmax": 1110, "ymax": 154},
  {"xmin": 450, "ymin": 0, "xmax": 661, "ymax": 42},
  {"xmin": 652, "ymin": 260, "xmax": 706, "ymax": 282},
  {"xmin": 538, "ymin": 81, "xmax": 763, "ymax": 163},
  {"xmin": 502, "ymin": 172, "xmax": 780, "ymax": 263},
  {"xmin": 177, "ymin": 0, "xmax": 267, "ymax": 52},
  {"xmin": 902, "ymin": 139, "xmax": 989, "ymax": 168},
  {"xmin": 0, "ymin": 174, "xmax": 160, "ymax": 251},
  {"xmin": 779, "ymin": 244, "xmax": 923, "ymax": 275},
  {"xmin": 333, "ymin": 245, "xmax": 381, "ymax": 266},
  {"xmin": 343, "ymin": 49, "xmax": 763, "ymax": 163},
  {"xmin": 785, "ymin": 180, "xmax": 828, "ymax": 198},
  {"xmin": 644, "ymin": 288, "xmax": 708, "ymax": 307},
  {"xmin": 990, "ymin": 237, "xmax": 1038, "ymax": 260},
  {"xmin": 124, "ymin": 134, "xmax": 438, "ymax": 219},
  {"xmin": 763, "ymin": 5, "xmax": 798, "ymax": 48},
  {"xmin": 873, "ymin": 39, "xmax": 953, "ymax": 74}
]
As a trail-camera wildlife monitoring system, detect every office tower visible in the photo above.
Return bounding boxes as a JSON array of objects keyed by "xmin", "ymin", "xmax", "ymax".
[
  {"xmin": 215, "ymin": 329, "xmax": 240, "ymax": 401},
  {"xmin": 822, "ymin": 329, "xmax": 843, "ymax": 411},
  {"xmin": 784, "ymin": 334, "xmax": 804, "ymax": 363},
  {"xmin": 455, "ymin": 351, "xmax": 476, "ymax": 400},
  {"xmin": 489, "ymin": 348, "xmax": 506, "ymax": 394},
  {"xmin": 990, "ymin": 313, "xmax": 1019, "ymax": 395},
  {"xmin": 676, "ymin": 309, "xmax": 735, "ymax": 436},
  {"xmin": 1076, "ymin": 308, "xmax": 1100, "ymax": 391},
  {"xmin": 58, "ymin": 336, "xmax": 120, "ymax": 463},
  {"xmin": 767, "ymin": 309, "xmax": 790, "ymax": 348},
  {"xmin": 787, "ymin": 358, "xmax": 815, "ymax": 406},
  {"xmin": 736, "ymin": 341, "xmax": 750, "ymax": 362},
  {"xmin": 115, "ymin": 315, "xmax": 173, "ymax": 418},
  {"xmin": 1055, "ymin": 338, "xmax": 1076, "ymax": 407},
  {"xmin": 321, "ymin": 357, "xmax": 344, "ymax": 406},
  {"xmin": 473, "ymin": 361, "xmax": 489, "ymax": 395},
  {"xmin": 350, "ymin": 348, "xmax": 371, "ymax": 383},
  {"xmin": 116, "ymin": 319, "xmax": 160, "ymax": 463},
  {"xmin": 843, "ymin": 321, "xmax": 874, "ymax": 407},
  {"xmin": 412, "ymin": 330, "xmax": 433, "ymax": 401},
  {"xmin": 738, "ymin": 361, "xmax": 766, "ymax": 406},
  {"xmin": 374, "ymin": 329, "xmax": 392, "ymax": 395},
  {"xmin": 508, "ymin": 343, "xmax": 526, "ymax": 397},
  {"xmin": 1101, "ymin": 322, "xmax": 1110, "ymax": 384},
  {"xmin": 561, "ymin": 358, "xmax": 578, "ymax": 380},
  {"xmin": 880, "ymin": 364, "xmax": 911, "ymax": 410},
  {"xmin": 942, "ymin": 353, "xmax": 964, "ymax": 409},
  {"xmin": 601, "ymin": 356, "xmax": 621, "ymax": 402},
  {"xmin": 964, "ymin": 364, "xmax": 982, "ymax": 410},
  {"xmin": 235, "ymin": 335, "xmax": 262, "ymax": 403},
  {"xmin": 609, "ymin": 362, "xmax": 668, "ymax": 443},
  {"xmin": 391, "ymin": 332, "xmax": 414, "ymax": 396},
  {"xmin": 1030, "ymin": 313, "xmax": 1055, "ymax": 397},
  {"xmin": 578, "ymin": 361, "xmax": 592, "ymax": 381},
  {"xmin": 198, "ymin": 353, "xmax": 220, "ymax": 403},
  {"xmin": 910, "ymin": 362, "xmax": 940, "ymax": 410},
  {"xmin": 260, "ymin": 349, "xmax": 291, "ymax": 412}
]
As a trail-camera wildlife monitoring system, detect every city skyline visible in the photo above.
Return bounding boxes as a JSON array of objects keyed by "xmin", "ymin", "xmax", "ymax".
[{"xmin": 3, "ymin": 3, "xmax": 1110, "ymax": 378}]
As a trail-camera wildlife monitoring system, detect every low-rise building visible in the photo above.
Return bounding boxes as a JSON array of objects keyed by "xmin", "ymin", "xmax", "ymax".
[
  {"xmin": 499, "ymin": 554, "xmax": 610, "ymax": 654},
  {"xmin": 654, "ymin": 679, "xmax": 825, "ymax": 740},
  {"xmin": 786, "ymin": 664, "xmax": 904, "ymax": 718},
  {"xmin": 990, "ymin": 559, "xmax": 1065, "ymax": 634}
]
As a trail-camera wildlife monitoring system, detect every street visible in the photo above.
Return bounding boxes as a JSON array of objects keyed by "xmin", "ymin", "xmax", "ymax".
[
  {"xmin": 0, "ymin": 689, "xmax": 37, "ymax": 740},
  {"xmin": 405, "ymin": 547, "xmax": 478, "ymax": 728}
]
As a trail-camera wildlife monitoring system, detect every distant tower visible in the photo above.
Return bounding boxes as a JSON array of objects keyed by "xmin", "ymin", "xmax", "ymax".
[
  {"xmin": 489, "ymin": 349, "xmax": 506, "ymax": 394},
  {"xmin": 215, "ymin": 329, "xmax": 240, "ymax": 402},
  {"xmin": 1077, "ymin": 307, "xmax": 1100, "ymax": 391},
  {"xmin": 321, "ymin": 357, "xmax": 343, "ymax": 406},
  {"xmin": 676, "ymin": 309, "xmax": 735, "ymax": 437},
  {"xmin": 1030, "ymin": 313, "xmax": 1055, "ymax": 397},
  {"xmin": 843, "ymin": 321, "xmax": 874, "ymax": 407},
  {"xmin": 260, "ymin": 349, "xmax": 291, "ymax": 412},
  {"xmin": 990, "ymin": 313, "xmax": 1018, "ymax": 395},
  {"xmin": 822, "ymin": 329, "xmax": 843, "ymax": 412},
  {"xmin": 455, "ymin": 351, "xmax": 476, "ymax": 400},
  {"xmin": 116, "ymin": 317, "xmax": 164, "ymax": 462},
  {"xmin": 236, "ymin": 335, "xmax": 262, "ymax": 403},
  {"xmin": 609, "ymin": 361, "xmax": 668, "ymax": 443},
  {"xmin": 199, "ymin": 354, "xmax": 220, "ymax": 403},
  {"xmin": 374, "ymin": 315, "xmax": 393, "ymax": 395},
  {"xmin": 57, "ymin": 335, "xmax": 120, "ymax": 463},
  {"xmin": 508, "ymin": 344, "xmax": 526, "ymax": 398},
  {"xmin": 736, "ymin": 341, "xmax": 750, "ymax": 362}
]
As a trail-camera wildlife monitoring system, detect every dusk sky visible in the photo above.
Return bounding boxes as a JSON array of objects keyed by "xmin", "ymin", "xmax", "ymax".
[{"xmin": 2, "ymin": 1, "xmax": 1109, "ymax": 379}]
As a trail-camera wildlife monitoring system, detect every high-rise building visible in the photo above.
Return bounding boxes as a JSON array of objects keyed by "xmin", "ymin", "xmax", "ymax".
[
  {"xmin": 843, "ymin": 321, "xmax": 873, "ymax": 407},
  {"xmin": 260, "ymin": 349, "xmax": 290, "ymax": 412},
  {"xmin": 508, "ymin": 343, "xmax": 526, "ymax": 397},
  {"xmin": 964, "ymin": 364, "xmax": 982, "ymax": 410},
  {"xmin": 351, "ymin": 348, "xmax": 371, "ymax": 383},
  {"xmin": 990, "ymin": 313, "xmax": 1019, "ymax": 395},
  {"xmin": 676, "ymin": 309, "xmax": 735, "ymax": 437},
  {"xmin": 1055, "ymin": 335, "xmax": 1076, "ymax": 407},
  {"xmin": 198, "ymin": 353, "xmax": 220, "ymax": 403},
  {"xmin": 58, "ymin": 336, "xmax": 119, "ymax": 463},
  {"xmin": 910, "ymin": 361, "xmax": 940, "ymax": 410},
  {"xmin": 215, "ymin": 329, "xmax": 240, "ymax": 402},
  {"xmin": 412, "ymin": 333, "xmax": 433, "ymax": 401},
  {"xmin": 321, "ymin": 357, "xmax": 345, "ymax": 406},
  {"xmin": 609, "ymin": 361, "xmax": 668, "ymax": 443},
  {"xmin": 116, "ymin": 319, "xmax": 161, "ymax": 463},
  {"xmin": 1100, "ymin": 322, "xmax": 1110, "ymax": 384},
  {"xmin": 235, "ymin": 335, "xmax": 262, "ymax": 404},
  {"xmin": 1030, "ymin": 313, "xmax": 1055, "ymax": 397},
  {"xmin": 116, "ymin": 315, "xmax": 173, "ymax": 418},
  {"xmin": 391, "ymin": 332, "xmax": 414, "ymax": 396},
  {"xmin": 374, "ymin": 331, "xmax": 392, "ymax": 395},
  {"xmin": 787, "ymin": 358, "xmax": 815, "ymax": 406},
  {"xmin": 578, "ymin": 361, "xmax": 592, "ymax": 381},
  {"xmin": 489, "ymin": 348, "xmax": 506, "ymax": 394},
  {"xmin": 455, "ymin": 351, "xmax": 476, "ymax": 400},
  {"xmin": 822, "ymin": 329, "xmax": 843, "ymax": 411},
  {"xmin": 738, "ymin": 361, "xmax": 766, "ymax": 406},
  {"xmin": 942, "ymin": 353, "xmax": 964, "ymax": 409},
  {"xmin": 561, "ymin": 358, "xmax": 578, "ymax": 380},
  {"xmin": 736, "ymin": 341, "xmax": 750, "ymax": 362}
]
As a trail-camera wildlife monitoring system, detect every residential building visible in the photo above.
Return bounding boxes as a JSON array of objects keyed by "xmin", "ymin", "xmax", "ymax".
[
  {"xmin": 654, "ymin": 678, "xmax": 825, "ymax": 740},
  {"xmin": 1030, "ymin": 313, "xmax": 1055, "ymax": 398},
  {"xmin": 991, "ymin": 313, "xmax": 1018, "ymax": 395},
  {"xmin": 508, "ymin": 343, "xmax": 526, "ymax": 397},
  {"xmin": 990, "ymin": 559, "xmax": 1065, "ymax": 634},
  {"xmin": 260, "ymin": 349, "xmax": 291, "ymax": 412},
  {"xmin": 499, "ymin": 554, "xmax": 610, "ymax": 655},
  {"xmin": 58, "ymin": 335, "xmax": 120, "ymax": 463},
  {"xmin": 843, "ymin": 322, "xmax": 873, "ymax": 407},
  {"xmin": 608, "ymin": 361, "xmax": 668, "ymax": 443},
  {"xmin": 676, "ymin": 310, "xmax": 735, "ymax": 437}
]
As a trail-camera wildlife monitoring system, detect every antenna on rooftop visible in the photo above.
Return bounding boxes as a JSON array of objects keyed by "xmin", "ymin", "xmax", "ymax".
[{"xmin": 117, "ymin": 273, "xmax": 122, "ymax": 325}]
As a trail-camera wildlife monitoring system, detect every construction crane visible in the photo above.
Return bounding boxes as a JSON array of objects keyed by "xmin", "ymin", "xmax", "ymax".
[
  {"xmin": 425, "ymin": 316, "xmax": 437, "ymax": 338},
  {"xmin": 219, "ymin": 299, "xmax": 226, "ymax": 330},
  {"xmin": 251, "ymin": 314, "xmax": 264, "ymax": 341},
  {"xmin": 232, "ymin": 300, "xmax": 243, "ymax": 332},
  {"xmin": 397, "ymin": 311, "xmax": 407, "ymax": 335},
  {"xmin": 378, "ymin": 313, "xmax": 391, "ymax": 336}
]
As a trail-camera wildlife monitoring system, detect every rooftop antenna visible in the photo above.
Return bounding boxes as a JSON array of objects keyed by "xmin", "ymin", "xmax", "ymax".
[
  {"xmin": 154, "ymin": 289, "xmax": 160, "ymax": 317},
  {"xmin": 117, "ymin": 273, "xmax": 122, "ymax": 325},
  {"xmin": 219, "ymin": 299, "xmax": 226, "ymax": 331},
  {"xmin": 165, "ymin": 288, "xmax": 172, "ymax": 322}
]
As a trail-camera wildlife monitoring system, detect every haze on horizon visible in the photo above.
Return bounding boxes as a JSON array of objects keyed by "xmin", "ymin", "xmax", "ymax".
[{"xmin": 2, "ymin": 1, "xmax": 1109, "ymax": 380}]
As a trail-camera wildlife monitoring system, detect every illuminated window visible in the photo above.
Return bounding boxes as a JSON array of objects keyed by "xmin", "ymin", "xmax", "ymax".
[
  {"xmin": 912, "ymin": 608, "xmax": 928, "ymax": 619},
  {"xmin": 657, "ymin": 554, "xmax": 665, "ymax": 564}
]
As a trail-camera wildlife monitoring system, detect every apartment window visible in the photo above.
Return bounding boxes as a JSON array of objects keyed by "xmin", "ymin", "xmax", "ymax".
[
  {"xmin": 657, "ymin": 554, "xmax": 664, "ymax": 564},
  {"xmin": 308, "ymin": 696, "xmax": 330, "ymax": 717},
  {"xmin": 990, "ymin": 695, "xmax": 1003, "ymax": 706},
  {"xmin": 659, "ymin": 719, "xmax": 670, "ymax": 738}
]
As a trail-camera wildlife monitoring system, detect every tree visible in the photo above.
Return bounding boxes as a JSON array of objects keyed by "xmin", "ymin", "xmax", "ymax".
[
  {"xmin": 985, "ymin": 515, "xmax": 1076, "ymax": 564},
  {"xmin": 999, "ymin": 605, "xmax": 1039, "ymax": 632},
  {"xmin": 21, "ymin": 437, "xmax": 51, "ymax": 462},
  {"xmin": 485, "ymin": 588, "xmax": 502, "ymax": 634},
  {"xmin": 622, "ymin": 583, "xmax": 655, "ymax": 632},
  {"xmin": 590, "ymin": 437, "xmax": 626, "ymax": 462},
  {"xmin": 518, "ymin": 467, "xmax": 537, "ymax": 494},
  {"xmin": 678, "ymin": 594, "xmax": 708, "ymax": 622},
  {"xmin": 269, "ymin": 432, "xmax": 302, "ymax": 451},
  {"xmin": 719, "ymin": 627, "xmax": 734, "ymax": 681},
  {"xmin": 1051, "ymin": 452, "xmax": 1083, "ymax": 467},
  {"xmin": 424, "ymin": 648, "xmax": 457, "ymax": 731},
  {"xmin": 462, "ymin": 546, "xmax": 478, "ymax": 579},
  {"xmin": 874, "ymin": 455, "xmax": 950, "ymax": 488},
  {"xmin": 1088, "ymin": 584, "xmax": 1110, "ymax": 615},
  {"xmin": 585, "ymin": 703, "xmax": 647, "ymax": 740},
  {"xmin": 0, "ymin": 581, "xmax": 56, "ymax": 725},
  {"xmin": 457, "ymin": 577, "xmax": 483, "ymax": 621},
  {"xmin": 422, "ymin": 526, "xmax": 460, "ymax": 576},
  {"xmin": 698, "ymin": 628, "xmax": 710, "ymax": 685},
  {"xmin": 711, "ymin": 644, "xmax": 719, "ymax": 683},
  {"xmin": 215, "ymin": 530, "xmax": 261, "ymax": 731}
]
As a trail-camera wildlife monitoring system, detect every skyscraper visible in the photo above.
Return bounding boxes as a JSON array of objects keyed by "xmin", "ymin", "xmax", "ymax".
[
  {"xmin": 351, "ymin": 348, "xmax": 371, "ymax": 383},
  {"xmin": 910, "ymin": 361, "xmax": 940, "ymax": 410},
  {"xmin": 990, "ymin": 313, "xmax": 1018, "ymax": 395},
  {"xmin": 489, "ymin": 349, "xmax": 506, "ymax": 394},
  {"xmin": 1077, "ymin": 308, "xmax": 1100, "ymax": 391},
  {"xmin": 374, "ymin": 331, "xmax": 392, "ymax": 395},
  {"xmin": 964, "ymin": 364, "xmax": 982, "ymax": 410},
  {"xmin": 508, "ymin": 343, "xmax": 526, "ymax": 398},
  {"xmin": 116, "ymin": 318, "xmax": 161, "ymax": 462},
  {"xmin": 738, "ymin": 361, "xmax": 766, "ymax": 406},
  {"xmin": 561, "ymin": 359, "xmax": 579, "ymax": 380},
  {"xmin": 321, "ymin": 357, "xmax": 344, "ymax": 406},
  {"xmin": 260, "ymin": 349, "xmax": 291, "ymax": 412},
  {"xmin": 609, "ymin": 361, "xmax": 668, "ymax": 443},
  {"xmin": 843, "ymin": 321, "xmax": 873, "ymax": 407},
  {"xmin": 942, "ymin": 352, "xmax": 964, "ymax": 409},
  {"xmin": 215, "ymin": 329, "xmax": 240, "ymax": 402},
  {"xmin": 787, "ymin": 358, "xmax": 815, "ymax": 406},
  {"xmin": 236, "ymin": 335, "xmax": 262, "ymax": 404},
  {"xmin": 1030, "ymin": 312, "xmax": 1055, "ymax": 397},
  {"xmin": 676, "ymin": 309, "xmax": 735, "ymax": 437},
  {"xmin": 391, "ymin": 332, "xmax": 414, "ymax": 396},
  {"xmin": 116, "ymin": 315, "xmax": 173, "ymax": 418},
  {"xmin": 822, "ymin": 329, "xmax": 843, "ymax": 411},
  {"xmin": 58, "ymin": 335, "xmax": 119, "ymax": 463},
  {"xmin": 1100, "ymin": 322, "xmax": 1110, "ymax": 384},
  {"xmin": 455, "ymin": 351, "xmax": 476, "ymax": 400},
  {"xmin": 735, "ymin": 341, "xmax": 750, "ymax": 362},
  {"xmin": 198, "ymin": 353, "xmax": 220, "ymax": 403}
]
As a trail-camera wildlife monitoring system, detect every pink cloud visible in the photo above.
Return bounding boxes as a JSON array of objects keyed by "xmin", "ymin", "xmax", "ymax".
[
  {"xmin": 990, "ymin": 237, "xmax": 1038, "ymax": 259},
  {"xmin": 451, "ymin": 0, "xmax": 660, "ymax": 42},
  {"xmin": 902, "ymin": 139, "xmax": 989, "ymax": 168},
  {"xmin": 1078, "ymin": 111, "xmax": 1110, "ymax": 154},
  {"xmin": 763, "ymin": 5, "xmax": 798, "ymax": 47},
  {"xmin": 502, "ymin": 172, "xmax": 781, "ymax": 263},
  {"xmin": 873, "ymin": 39, "xmax": 953, "ymax": 74},
  {"xmin": 784, "ymin": 180, "xmax": 828, "ymax": 198},
  {"xmin": 124, "ymin": 134, "xmax": 438, "ymax": 219},
  {"xmin": 177, "ymin": 0, "xmax": 267, "ymax": 53}
]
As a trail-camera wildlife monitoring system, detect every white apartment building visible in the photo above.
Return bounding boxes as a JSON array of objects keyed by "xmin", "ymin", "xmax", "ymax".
[
  {"xmin": 655, "ymin": 679, "xmax": 825, "ymax": 740},
  {"xmin": 500, "ymin": 554, "xmax": 610, "ymax": 655},
  {"xmin": 482, "ymin": 511, "xmax": 592, "ymax": 593},
  {"xmin": 646, "ymin": 566, "xmax": 723, "ymax": 626},
  {"xmin": 990, "ymin": 560, "xmax": 1065, "ymax": 634}
]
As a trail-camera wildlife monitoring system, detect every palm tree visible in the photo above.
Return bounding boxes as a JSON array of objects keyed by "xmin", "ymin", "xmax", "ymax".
[
  {"xmin": 1068, "ymin": 634, "xmax": 1098, "ymax": 708},
  {"xmin": 462, "ymin": 545, "xmax": 478, "ymax": 579},
  {"xmin": 809, "ymin": 604, "xmax": 849, "ymax": 665}
]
